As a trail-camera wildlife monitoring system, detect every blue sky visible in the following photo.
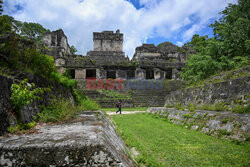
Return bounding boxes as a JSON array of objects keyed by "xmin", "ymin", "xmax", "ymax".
[{"xmin": 3, "ymin": 0, "xmax": 237, "ymax": 58}]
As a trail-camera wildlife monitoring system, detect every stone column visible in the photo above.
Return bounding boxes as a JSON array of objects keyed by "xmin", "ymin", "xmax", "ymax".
[
  {"xmin": 75, "ymin": 69, "xmax": 86, "ymax": 79},
  {"xmin": 96, "ymin": 68, "xmax": 107, "ymax": 79},
  {"xmin": 135, "ymin": 68, "xmax": 146, "ymax": 79},
  {"xmin": 55, "ymin": 58, "xmax": 66, "ymax": 74},
  {"xmin": 172, "ymin": 68, "xmax": 180, "ymax": 80},
  {"xmin": 116, "ymin": 70, "xmax": 127, "ymax": 79}
]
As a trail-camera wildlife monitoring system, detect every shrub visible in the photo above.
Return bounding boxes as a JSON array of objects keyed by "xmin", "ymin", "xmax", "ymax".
[
  {"xmin": 196, "ymin": 102, "xmax": 228, "ymax": 111},
  {"xmin": 49, "ymin": 72, "xmax": 76, "ymax": 88},
  {"xmin": 7, "ymin": 121, "xmax": 37, "ymax": 133},
  {"xmin": 80, "ymin": 98, "xmax": 100, "ymax": 111},
  {"xmin": 10, "ymin": 79, "xmax": 49, "ymax": 118},
  {"xmin": 232, "ymin": 104, "xmax": 250, "ymax": 113},
  {"xmin": 38, "ymin": 98, "xmax": 81, "ymax": 122},
  {"xmin": 175, "ymin": 102, "xmax": 185, "ymax": 111}
]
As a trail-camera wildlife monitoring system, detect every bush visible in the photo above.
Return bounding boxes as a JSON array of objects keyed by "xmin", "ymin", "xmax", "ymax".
[
  {"xmin": 10, "ymin": 79, "xmax": 49, "ymax": 115},
  {"xmin": 7, "ymin": 121, "xmax": 37, "ymax": 133},
  {"xmin": 196, "ymin": 102, "xmax": 228, "ymax": 111},
  {"xmin": 38, "ymin": 98, "xmax": 81, "ymax": 122},
  {"xmin": 232, "ymin": 104, "xmax": 250, "ymax": 113},
  {"xmin": 175, "ymin": 102, "xmax": 185, "ymax": 111},
  {"xmin": 49, "ymin": 72, "xmax": 76, "ymax": 88},
  {"xmin": 80, "ymin": 98, "xmax": 100, "ymax": 111}
]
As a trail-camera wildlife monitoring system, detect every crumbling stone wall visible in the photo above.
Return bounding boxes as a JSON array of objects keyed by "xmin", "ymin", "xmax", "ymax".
[
  {"xmin": 93, "ymin": 30, "xmax": 123, "ymax": 52},
  {"xmin": 147, "ymin": 107, "xmax": 249, "ymax": 141},
  {"xmin": 165, "ymin": 74, "xmax": 250, "ymax": 108}
]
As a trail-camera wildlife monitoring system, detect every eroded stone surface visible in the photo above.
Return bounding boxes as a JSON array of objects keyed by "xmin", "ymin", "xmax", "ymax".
[
  {"xmin": 0, "ymin": 111, "xmax": 134, "ymax": 167},
  {"xmin": 147, "ymin": 107, "xmax": 250, "ymax": 141}
]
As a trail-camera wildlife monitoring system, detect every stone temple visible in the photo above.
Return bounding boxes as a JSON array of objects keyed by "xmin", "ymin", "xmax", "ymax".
[{"xmin": 42, "ymin": 29, "xmax": 194, "ymax": 81}]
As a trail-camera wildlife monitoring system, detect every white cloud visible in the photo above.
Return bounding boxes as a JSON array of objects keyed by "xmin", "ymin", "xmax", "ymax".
[{"xmin": 3, "ymin": 0, "xmax": 237, "ymax": 58}]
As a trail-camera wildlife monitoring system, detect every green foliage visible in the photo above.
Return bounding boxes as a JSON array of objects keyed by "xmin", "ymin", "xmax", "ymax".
[
  {"xmin": 80, "ymin": 98, "xmax": 100, "ymax": 111},
  {"xmin": 181, "ymin": 0, "xmax": 250, "ymax": 84},
  {"xmin": 10, "ymin": 79, "xmax": 48, "ymax": 112},
  {"xmin": 38, "ymin": 98, "xmax": 81, "ymax": 122},
  {"xmin": 27, "ymin": 49, "xmax": 56, "ymax": 77},
  {"xmin": 97, "ymin": 89, "xmax": 131, "ymax": 99},
  {"xmin": 218, "ymin": 129, "xmax": 232, "ymax": 137},
  {"xmin": 174, "ymin": 102, "xmax": 185, "ymax": 111},
  {"xmin": 113, "ymin": 113, "xmax": 250, "ymax": 167},
  {"xmin": 72, "ymin": 88, "xmax": 86, "ymax": 105},
  {"xmin": 0, "ymin": 15, "xmax": 12, "ymax": 34},
  {"xmin": 210, "ymin": 0, "xmax": 250, "ymax": 58},
  {"xmin": 70, "ymin": 45, "xmax": 77, "ymax": 54},
  {"xmin": 232, "ymin": 104, "xmax": 250, "ymax": 113},
  {"xmin": 196, "ymin": 102, "xmax": 228, "ymax": 111},
  {"xmin": 165, "ymin": 103, "xmax": 173, "ymax": 108},
  {"xmin": 7, "ymin": 121, "xmax": 37, "ymax": 133},
  {"xmin": 49, "ymin": 72, "xmax": 76, "ymax": 88},
  {"xmin": 187, "ymin": 102, "xmax": 196, "ymax": 112},
  {"xmin": 0, "ymin": 15, "xmax": 49, "ymax": 40},
  {"xmin": 180, "ymin": 54, "xmax": 223, "ymax": 83}
]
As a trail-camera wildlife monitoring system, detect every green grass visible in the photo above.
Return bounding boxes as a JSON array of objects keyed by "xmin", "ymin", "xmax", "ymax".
[
  {"xmin": 112, "ymin": 113, "xmax": 250, "ymax": 167},
  {"xmin": 102, "ymin": 107, "xmax": 148, "ymax": 112}
]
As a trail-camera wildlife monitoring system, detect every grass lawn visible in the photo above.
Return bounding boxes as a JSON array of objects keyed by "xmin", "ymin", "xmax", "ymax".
[
  {"xmin": 112, "ymin": 113, "xmax": 250, "ymax": 167},
  {"xmin": 101, "ymin": 107, "xmax": 148, "ymax": 112}
]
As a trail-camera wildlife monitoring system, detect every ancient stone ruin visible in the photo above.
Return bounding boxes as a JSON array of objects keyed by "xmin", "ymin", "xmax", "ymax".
[{"xmin": 42, "ymin": 29, "xmax": 193, "ymax": 81}]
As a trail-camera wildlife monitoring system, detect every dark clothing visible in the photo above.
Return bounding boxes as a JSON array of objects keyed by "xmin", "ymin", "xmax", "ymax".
[{"xmin": 116, "ymin": 101, "xmax": 122, "ymax": 114}]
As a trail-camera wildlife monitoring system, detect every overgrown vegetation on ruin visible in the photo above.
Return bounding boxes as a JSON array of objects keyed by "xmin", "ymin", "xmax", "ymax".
[
  {"xmin": 112, "ymin": 113, "xmax": 250, "ymax": 167},
  {"xmin": 0, "ymin": 11, "xmax": 100, "ymax": 132},
  {"xmin": 180, "ymin": 0, "xmax": 249, "ymax": 84}
]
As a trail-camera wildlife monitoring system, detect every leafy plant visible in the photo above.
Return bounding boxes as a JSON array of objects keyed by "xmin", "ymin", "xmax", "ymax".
[
  {"xmin": 10, "ymin": 79, "xmax": 49, "ymax": 115},
  {"xmin": 7, "ymin": 121, "xmax": 37, "ymax": 133},
  {"xmin": 38, "ymin": 98, "xmax": 81, "ymax": 122},
  {"xmin": 232, "ymin": 104, "xmax": 250, "ymax": 113},
  {"xmin": 80, "ymin": 98, "xmax": 100, "ymax": 111}
]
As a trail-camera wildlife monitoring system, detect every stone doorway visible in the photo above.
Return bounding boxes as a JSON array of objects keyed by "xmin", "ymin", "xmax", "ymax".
[
  {"xmin": 165, "ymin": 69, "xmax": 172, "ymax": 79},
  {"xmin": 86, "ymin": 69, "xmax": 96, "ymax": 79},
  {"xmin": 107, "ymin": 71, "xmax": 116, "ymax": 79},
  {"xmin": 146, "ymin": 70, "xmax": 154, "ymax": 79}
]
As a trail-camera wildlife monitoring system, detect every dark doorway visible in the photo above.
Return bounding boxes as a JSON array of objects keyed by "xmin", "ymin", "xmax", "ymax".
[
  {"xmin": 86, "ymin": 69, "xmax": 96, "ymax": 79},
  {"xmin": 127, "ymin": 70, "xmax": 135, "ymax": 79},
  {"xmin": 165, "ymin": 69, "xmax": 172, "ymax": 79},
  {"xmin": 146, "ymin": 70, "xmax": 154, "ymax": 79},
  {"xmin": 107, "ymin": 71, "xmax": 116, "ymax": 79},
  {"xmin": 69, "ymin": 69, "xmax": 75, "ymax": 79}
]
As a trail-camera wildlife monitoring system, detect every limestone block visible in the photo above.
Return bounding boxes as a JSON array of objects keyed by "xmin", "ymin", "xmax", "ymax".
[
  {"xmin": 56, "ymin": 67, "xmax": 66, "ymax": 74},
  {"xmin": 75, "ymin": 69, "xmax": 86, "ymax": 79},
  {"xmin": 135, "ymin": 68, "xmax": 146, "ymax": 79},
  {"xmin": 55, "ymin": 58, "xmax": 66, "ymax": 66},
  {"xmin": 116, "ymin": 70, "xmax": 127, "ymax": 79}
]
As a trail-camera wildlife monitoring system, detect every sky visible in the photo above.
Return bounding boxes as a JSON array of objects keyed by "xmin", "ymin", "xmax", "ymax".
[{"xmin": 3, "ymin": 0, "xmax": 238, "ymax": 58}]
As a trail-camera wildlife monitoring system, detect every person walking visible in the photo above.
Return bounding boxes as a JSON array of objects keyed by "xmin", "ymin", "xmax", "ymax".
[{"xmin": 116, "ymin": 100, "xmax": 122, "ymax": 114}]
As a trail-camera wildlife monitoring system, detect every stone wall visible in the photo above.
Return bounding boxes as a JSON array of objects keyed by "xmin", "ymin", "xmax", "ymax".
[
  {"xmin": 0, "ymin": 111, "xmax": 135, "ymax": 166},
  {"xmin": 84, "ymin": 80, "xmax": 184, "ymax": 108},
  {"xmin": 93, "ymin": 30, "xmax": 123, "ymax": 52},
  {"xmin": 165, "ymin": 75, "xmax": 250, "ymax": 108},
  {"xmin": 0, "ymin": 72, "xmax": 74, "ymax": 136},
  {"xmin": 147, "ymin": 107, "xmax": 249, "ymax": 141}
]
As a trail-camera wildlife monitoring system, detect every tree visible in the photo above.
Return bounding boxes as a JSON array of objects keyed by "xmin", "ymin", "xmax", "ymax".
[
  {"xmin": 210, "ymin": 0, "xmax": 250, "ymax": 58},
  {"xmin": 70, "ymin": 45, "xmax": 77, "ymax": 54}
]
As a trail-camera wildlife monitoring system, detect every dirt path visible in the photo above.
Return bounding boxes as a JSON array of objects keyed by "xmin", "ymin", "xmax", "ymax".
[{"xmin": 106, "ymin": 111, "xmax": 146, "ymax": 115}]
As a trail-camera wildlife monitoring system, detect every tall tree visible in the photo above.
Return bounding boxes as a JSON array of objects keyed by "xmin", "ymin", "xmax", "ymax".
[{"xmin": 210, "ymin": 0, "xmax": 250, "ymax": 58}]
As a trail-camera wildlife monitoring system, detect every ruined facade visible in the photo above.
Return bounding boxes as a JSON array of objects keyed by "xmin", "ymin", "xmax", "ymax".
[{"xmin": 42, "ymin": 29, "xmax": 192, "ymax": 81}]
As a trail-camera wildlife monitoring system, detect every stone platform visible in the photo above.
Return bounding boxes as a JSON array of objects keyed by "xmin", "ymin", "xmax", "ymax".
[{"xmin": 0, "ymin": 111, "xmax": 134, "ymax": 167}]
